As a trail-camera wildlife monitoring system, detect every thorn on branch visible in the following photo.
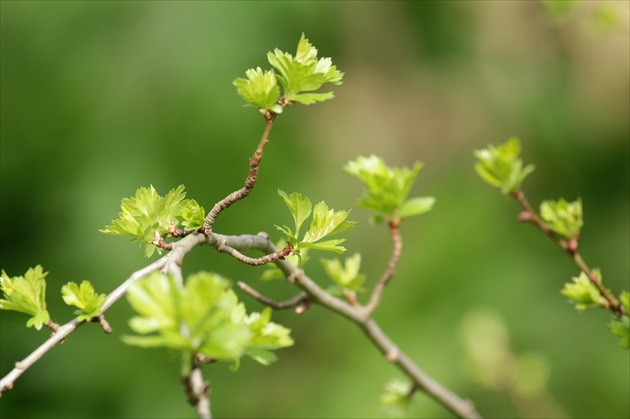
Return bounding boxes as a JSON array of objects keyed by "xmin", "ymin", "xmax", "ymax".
[
  {"xmin": 91, "ymin": 314, "xmax": 113, "ymax": 334},
  {"xmin": 237, "ymin": 281, "xmax": 310, "ymax": 310}
]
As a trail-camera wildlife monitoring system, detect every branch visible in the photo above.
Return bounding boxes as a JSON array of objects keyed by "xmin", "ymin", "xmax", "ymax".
[
  {"xmin": 203, "ymin": 115, "xmax": 276, "ymax": 235},
  {"xmin": 217, "ymin": 241, "xmax": 291, "ymax": 266},
  {"xmin": 237, "ymin": 281, "xmax": 310, "ymax": 310},
  {"xmin": 210, "ymin": 233, "xmax": 481, "ymax": 419},
  {"xmin": 0, "ymin": 232, "xmax": 207, "ymax": 395},
  {"xmin": 364, "ymin": 221, "xmax": 402, "ymax": 314},
  {"xmin": 512, "ymin": 190, "xmax": 623, "ymax": 317},
  {"xmin": 183, "ymin": 361, "xmax": 211, "ymax": 419}
]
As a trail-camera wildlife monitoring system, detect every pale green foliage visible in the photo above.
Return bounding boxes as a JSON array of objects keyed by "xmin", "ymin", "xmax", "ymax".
[
  {"xmin": 321, "ymin": 253, "xmax": 365, "ymax": 293},
  {"xmin": 123, "ymin": 272, "xmax": 292, "ymax": 365},
  {"xmin": 380, "ymin": 378, "xmax": 413, "ymax": 417},
  {"xmin": 233, "ymin": 67, "xmax": 282, "ymax": 114},
  {"xmin": 238, "ymin": 307, "xmax": 294, "ymax": 366},
  {"xmin": 101, "ymin": 185, "xmax": 205, "ymax": 257},
  {"xmin": 474, "ymin": 137, "xmax": 535, "ymax": 194},
  {"xmin": 609, "ymin": 291, "xmax": 630, "ymax": 349},
  {"xmin": 61, "ymin": 280, "xmax": 106, "ymax": 321},
  {"xmin": 234, "ymin": 33, "xmax": 343, "ymax": 111},
  {"xmin": 540, "ymin": 198, "xmax": 583, "ymax": 239},
  {"xmin": 275, "ymin": 190, "xmax": 355, "ymax": 255},
  {"xmin": 0, "ymin": 265, "xmax": 50, "ymax": 330},
  {"xmin": 345, "ymin": 155, "xmax": 434, "ymax": 222},
  {"xmin": 561, "ymin": 270, "xmax": 602, "ymax": 311}
]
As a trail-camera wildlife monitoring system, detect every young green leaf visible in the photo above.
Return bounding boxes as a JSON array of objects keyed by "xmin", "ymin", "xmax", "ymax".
[
  {"xmin": 474, "ymin": 137, "xmax": 535, "ymax": 194},
  {"xmin": 302, "ymin": 201, "xmax": 355, "ymax": 243},
  {"xmin": 267, "ymin": 33, "xmax": 343, "ymax": 104},
  {"xmin": 233, "ymin": 67, "xmax": 282, "ymax": 113},
  {"xmin": 380, "ymin": 378, "xmax": 413, "ymax": 417},
  {"xmin": 539, "ymin": 198, "xmax": 583, "ymax": 239},
  {"xmin": 299, "ymin": 239, "xmax": 348, "ymax": 254},
  {"xmin": 561, "ymin": 270, "xmax": 602, "ymax": 311},
  {"xmin": 278, "ymin": 189, "xmax": 312, "ymax": 243},
  {"xmin": 0, "ymin": 265, "xmax": 50, "ymax": 330},
  {"xmin": 124, "ymin": 271, "xmax": 293, "ymax": 365},
  {"xmin": 608, "ymin": 315, "xmax": 629, "ymax": 350},
  {"xmin": 180, "ymin": 199, "xmax": 206, "ymax": 231},
  {"xmin": 241, "ymin": 307, "xmax": 294, "ymax": 366},
  {"xmin": 345, "ymin": 155, "xmax": 433, "ymax": 222},
  {"xmin": 101, "ymin": 185, "xmax": 204, "ymax": 258},
  {"xmin": 321, "ymin": 253, "xmax": 366, "ymax": 292},
  {"xmin": 61, "ymin": 280, "xmax": 107, "ymax": 321}
]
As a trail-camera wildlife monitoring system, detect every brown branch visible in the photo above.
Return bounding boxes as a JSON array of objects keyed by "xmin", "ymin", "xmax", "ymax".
[
  {"xmin": 216, "ymin": 240, "xmax": 291, "ymax": 266},
  {"xmin": 512, "ymin": 190, "xmax": 623, "ymax": 317},
  {"xmin": 237, "ymin": 281, "xmax": 310, "ymax": 311},
  {"xmin": 210, "ymin": 233, "xmax": 481, "ymax": 419},
  {"xmin": 203, "ymin": 115, "xmax": 276, "ymax": 235},
  {"xmin": 364, "ymin": 221, "xmax": 403, "ymax": 314}
]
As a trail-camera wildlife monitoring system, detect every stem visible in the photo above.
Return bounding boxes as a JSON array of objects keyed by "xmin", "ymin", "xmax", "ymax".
[
  {"xmin": 237, "ymin": 282, "xmax": 310, "ymax": 310},
  {"xmin": 223, "ymin": 233, "xmax": 481, "ymax": 418},
  {"xmin": 364, "ymin": 222, "xmax": 402, "ymax": 314},
  {"xmin": 0, "ymin": 233, "xmax": 207, "ymax": 395},
  {"xmin": 203, "ymin": 116, "xmax": 276, "ymax": 235},
  {"xmin": 512, "ymin": 190, "xmax": 623, "ymax": 316}
]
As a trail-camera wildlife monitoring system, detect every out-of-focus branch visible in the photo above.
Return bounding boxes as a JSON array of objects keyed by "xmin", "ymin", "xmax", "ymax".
[
  {"xmin": 512, "ymin": 190, "xmax": 623, "ymax": 317},
  {"xmin": 203, "ymin": 115, "xmax": 276, "ymax": 235},
  {"xmin": 364, "ymin": 221, "xmax": 402, "ymax": 314},
  {"xmin": 183, "ymin": 362, "xmax": 211, "ymax": 419}
]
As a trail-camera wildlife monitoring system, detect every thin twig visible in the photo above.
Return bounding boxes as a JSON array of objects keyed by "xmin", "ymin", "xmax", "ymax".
[
  {"xmin": 217, "ymin": 241, "xmax": 291, "ymax": 266},
  {"xmin": 364, "ymin": 221, "xmax": 403, "ymax": 314},
  {"xmin": 512, "ymin": 190, "xmax": 623, "ymax": 317},
  {"xmin": 237, "ymin": 281, "xmax": 310, "ymax": 310},
  {"xmin": 0, "ymin": 233, "xmax": 207, "ymax": 395},
  {"xmin": 203, "ymin": 115, "xmax": 276, "ymax": 235},
  {"xmin": 210, "ymin": 233, "xmax": 481, "ymax": 419}
]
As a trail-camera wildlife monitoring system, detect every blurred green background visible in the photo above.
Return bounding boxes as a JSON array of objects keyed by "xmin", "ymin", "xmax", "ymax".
[{"xmin": 1, "ymin": 1, "xmax": 628, "ymax": 418}]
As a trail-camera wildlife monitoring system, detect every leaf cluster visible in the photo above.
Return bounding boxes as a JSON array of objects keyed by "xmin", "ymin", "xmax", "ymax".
[
  {"xmin": 234, "ymin": 33, "xmax": 343, "ymax": 112},
  {"xmin": 540, "ymin": 198, "xmax": 583, "ymax": 239},
  {"xmin": 61, "ymin": 281, "xmax": 107, "ymax": 321},
  {"xmin": 101, "ymin": 185, "xmax": 205, "ymax": 257},
  {"xmin": 474, "ymin": 137, "xmax": 535, "ymax": 194},
  {"xmin": 561, "ymin": 270, "xmax": 602, "ymax": 311},
  {"xmin": 609, "ymin": 292, "xmax": 630, "ymax": 349},
  {"xmin": 0, "ymin": 265, "xmax": 50, "ymax": 330},
  {"xmin": 321, "ymin": 253, "xmax": 366, "ymax": 294},
  {"xmin": 345, "ymin": 155, "xmax": 435, "ymax": 223},
  {"xmin": 275, "ymin": 190, "xmax": 355, "ymax": 255},
  {"xmin": 123, "ymin": 272, "xmax": 292, "ymax": 367}
]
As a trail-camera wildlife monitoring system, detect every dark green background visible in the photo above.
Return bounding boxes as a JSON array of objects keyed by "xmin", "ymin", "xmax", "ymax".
[{"xmin": 1, "ymin": 1, "xmax": 628, "ymax": 418}]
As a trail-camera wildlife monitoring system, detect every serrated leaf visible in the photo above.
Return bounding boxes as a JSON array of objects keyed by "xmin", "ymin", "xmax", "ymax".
[
  {"xmin": 124, "ymin": 271, "xmax": 292, "ymax": 365},
  {"xmin": 267, "ymin": 33, "xmax": 343, "ymax": 103},
  {"xmin": 181, "ymin": 199, "xmax": 206, "ymax": 230},
  {"xmin": 303, "ymin": 201, "xmax": 355, "ymax": 243},
  {"xmin": 474, "ymin": 137, "xmax": 535, "ymax": 194},
  {"xmin": 290, "ymin": 92, "xmax": 335, "ymax": 105},
  {"xmin": 0, "ymin": 265, "xmax": 50, "ymax": 330},
  {"xmin": 620, "ymin": 291, "xmax": 630, "ymax": 314},
  {"xmin": 61, "ymin": 280, "xmax": 107, "ymax": 321},
  {"xmin": 561, "ymin": 270, "xmax": 602, "ymax": 311},
  {"xmin": 101, "ymin": 185, "xmax": 201, "ymax": 258},
  {"xmin": 345, "ymin": 155, "xmax": 430, "ymax": 221},
  {"xmin": 278, "ymin": 189, "xmax": 312, "ymax": 238},
  {"xmin": 540, "ymin": 198, "xmax": 583, "ymax": 239},
  {"xmin": 233, "ymin": 67, "xmax": 281, "ymax": 110}
]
